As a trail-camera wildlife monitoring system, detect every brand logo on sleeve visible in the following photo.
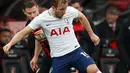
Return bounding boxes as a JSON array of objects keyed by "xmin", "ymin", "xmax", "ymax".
[{"xmin": 46, "ymin": 24, "xmax": 52, "ymax": 26}]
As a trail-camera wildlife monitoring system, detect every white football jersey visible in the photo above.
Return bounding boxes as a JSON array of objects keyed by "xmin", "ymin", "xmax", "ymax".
[{"xmin": 28, "ymin": 6, "xmax": 80, "ymax": 57}]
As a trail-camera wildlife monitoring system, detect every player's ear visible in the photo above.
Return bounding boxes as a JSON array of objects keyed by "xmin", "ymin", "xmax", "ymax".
[
  {"xmin": 23, "ymin": 9, "xmax": 28, "ymax": 16},
  {"xmin": 80, "ymin": 7, "xmax": 83, "ymax": 12},
  {"xmin": 23, "ymin": 9, "xmax": 26, "ymax": 15},
  {"xmin": 52, "ymin": 6, "xmax": 56, "ymax": 10},
  {"xmin": 36, "ymin": 5, "xmax": 39, "ymax": 10}
]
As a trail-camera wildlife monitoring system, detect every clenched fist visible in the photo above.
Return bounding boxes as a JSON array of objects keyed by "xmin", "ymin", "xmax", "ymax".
[{"xmin": 3, "ymin": 43, "xmax": 12, "ymax": 54}]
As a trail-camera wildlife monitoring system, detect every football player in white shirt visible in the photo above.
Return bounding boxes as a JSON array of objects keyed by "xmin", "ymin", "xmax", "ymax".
[{"xmin": 3, "ymin": 0, "xmax": 101, "ymax": 73}]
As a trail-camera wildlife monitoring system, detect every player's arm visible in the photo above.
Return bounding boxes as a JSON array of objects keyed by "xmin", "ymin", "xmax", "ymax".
[
  {"xmin": 77, "ymin": 11, "xmax": 100, "ymax": 45},
  {"xmin": 34, "ymin": 39, "xmax": 42, "ymax": 58},
  {"xmin": 3, "ymin": 26, "xmax": 33, "ymax": 54},
  {"xmin": 33, "ymin": 29, "xmax": 45, "ymax": 57},
  {"xmin": 78, "ymin": 11, "xmax": 94, "ymax": 36},
  {"xmin": 30, "ymin": 39, "xmax": 42, "ymax": 71}
]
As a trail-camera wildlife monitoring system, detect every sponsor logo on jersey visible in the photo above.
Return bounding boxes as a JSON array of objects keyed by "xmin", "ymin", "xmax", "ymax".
[{"xmin": 50, "ymin": 26, "xmax": 70, "ymax": 36}]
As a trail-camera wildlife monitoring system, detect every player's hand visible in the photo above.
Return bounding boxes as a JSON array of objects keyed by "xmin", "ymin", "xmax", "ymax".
[
  {"xmin": 3, "ymin": 43, "xmax": 11, "ymax": 54},
  {"xmin": 30, "ymin": 56, "xmax": 39, "ymax": 71},
  {"xmin": 90, "ymin": 34, "xmax": 100, "ymax": 46},
  {"xmin": 34, "ymin": 29, "xmax": 46, "ymax": 41}
]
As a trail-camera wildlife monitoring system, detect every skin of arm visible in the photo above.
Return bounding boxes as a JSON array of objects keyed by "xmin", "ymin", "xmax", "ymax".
[
  {"xmin": 30, "ymin": 29, "xmax": 46, "ymax": 71},
  {"xmin": 9, "ymin": 26, "xmax": 33, "ymax": 46},
  {"xmin": 33, "ymin": 29, "xmax": 45, "ymax": 57},
  {"xmin": 78, "ymin": 11, "xmax": 94, "ymax": 36},
  {"xmin": 34, "ymin": 39, "xmax": 42, "ymax": 58},
  {"xmin": 30, "ymin": 39, "xmax": 42, "ymax": 71},
  {"xmin": 77, "ymin": 11, "xmax": 100, "ymax": 45}
]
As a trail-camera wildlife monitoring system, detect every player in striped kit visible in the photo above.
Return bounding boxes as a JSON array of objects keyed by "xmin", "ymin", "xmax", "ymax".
[{"xmin": 22, "ymin": 0, "xmax": 51, "ymax": 73}]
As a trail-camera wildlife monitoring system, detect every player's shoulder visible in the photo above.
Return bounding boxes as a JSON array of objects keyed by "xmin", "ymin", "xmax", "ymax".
[
  {"xmin": 66, "ymin": 6, "xmax": 78, "ymax": 12},
  {"xmin": 35, "ymin": 10, "xmax": 51, "ymax": 21},
  {"xmin": 66, "ymin": 6, "xmax": 78, "ymax": 16},
  {"xmin": 65, "ymin": 6, "xmax": 78, "ymax": 18},
  {"xmin": 38, "ymin": 10, "xmax": 50, "ymax": 18}
]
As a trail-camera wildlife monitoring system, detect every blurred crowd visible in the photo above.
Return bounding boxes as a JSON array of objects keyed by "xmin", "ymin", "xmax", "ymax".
[{"xmin": 0, "ymin": 0, "xmax": 130, "ymax": 73}]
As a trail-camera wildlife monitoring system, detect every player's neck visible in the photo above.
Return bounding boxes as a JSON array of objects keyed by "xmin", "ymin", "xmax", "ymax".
[{"xmin": 50, "ymin": 7, "xmax": 57, "ymax": 18}]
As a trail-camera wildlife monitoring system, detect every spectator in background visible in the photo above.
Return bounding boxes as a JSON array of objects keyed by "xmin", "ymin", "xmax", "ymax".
[
  {"xmin": 96, "ymin": 6, "xmax": 122, "ymax": 72},
  {"xmin": 0, "ymin": 28, "xmax": 12, "ymax": 73},
  {"xmin": 116, "ymin": 17, "xmax": 130, "ymax": 73},
  {"xmin": 96, "ymin": 6, "xmax": 122, "ymax": 48},
  {"xmin": 0, "ymin": 28, "xmax": 12, "ymax": 48}
]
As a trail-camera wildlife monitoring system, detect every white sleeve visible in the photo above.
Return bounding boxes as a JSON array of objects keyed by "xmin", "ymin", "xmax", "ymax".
[
  {"xmin": 70, "ymin": 6, "xmax": 79, "ymax": 19},
  {"xmin": 28, "ymin": 16, "xmax": 42, "ymax": 30}
]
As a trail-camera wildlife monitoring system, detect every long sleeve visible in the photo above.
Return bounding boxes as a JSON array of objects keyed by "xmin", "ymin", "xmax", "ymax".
[{"xmin": 117, "ymin": 23, "xmax": 130, "ymax": 65}]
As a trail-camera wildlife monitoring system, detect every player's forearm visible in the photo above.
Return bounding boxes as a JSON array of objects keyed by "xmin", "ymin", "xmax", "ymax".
[
  {"xmin": 9, "ymin": 26, "xmax": 33, "ymax": 47},
  {"xmin": 34, "ymin": 40, "xmax": 42, "ymax": 57},
  {"xmin": 9, "ymin": 31, "xmax": 25, "ymax": 46},
  {"xmin": 79, "ymin": 15, "xmax": 94, "ymax": 36},
  {"xmin": 34, "ymin": 47, "xmax": 42, "ymax": 58}
]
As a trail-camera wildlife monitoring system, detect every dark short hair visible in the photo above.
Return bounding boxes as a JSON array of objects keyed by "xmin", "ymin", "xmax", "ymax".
[
  {"xmin": 69, "ymin": 0, "xmax": 82, "ymax": 6},
  {"xmin": 0, "ymin": 28, "xmax": 11, "ymax": 33},
  {"xmin": 107, "ymin": 6, "xmax": 120, "ymax": 15},
  {"xmin": 52, "ymin": 0, "xmax": 68, "ymax": 7},
  {"xmin": 22, "ymin": 0, "xmax": 37, "ymax": 10},
  {"xmin": 37, "ymin": 0, "xmax": 51, "ymax": 9},
  {"xmin": 0, "ymin": 16, "xmax": 8, "ymax": 24}
]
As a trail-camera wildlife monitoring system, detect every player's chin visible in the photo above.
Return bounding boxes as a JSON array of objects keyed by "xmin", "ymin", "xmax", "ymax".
[
  {"xmin": 57, "ymin": 16, "xmax": 63, "ymax": 19},
  {"xmin": 57, "ymin": 15, "xmax": 64, "ymax": 19}
]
